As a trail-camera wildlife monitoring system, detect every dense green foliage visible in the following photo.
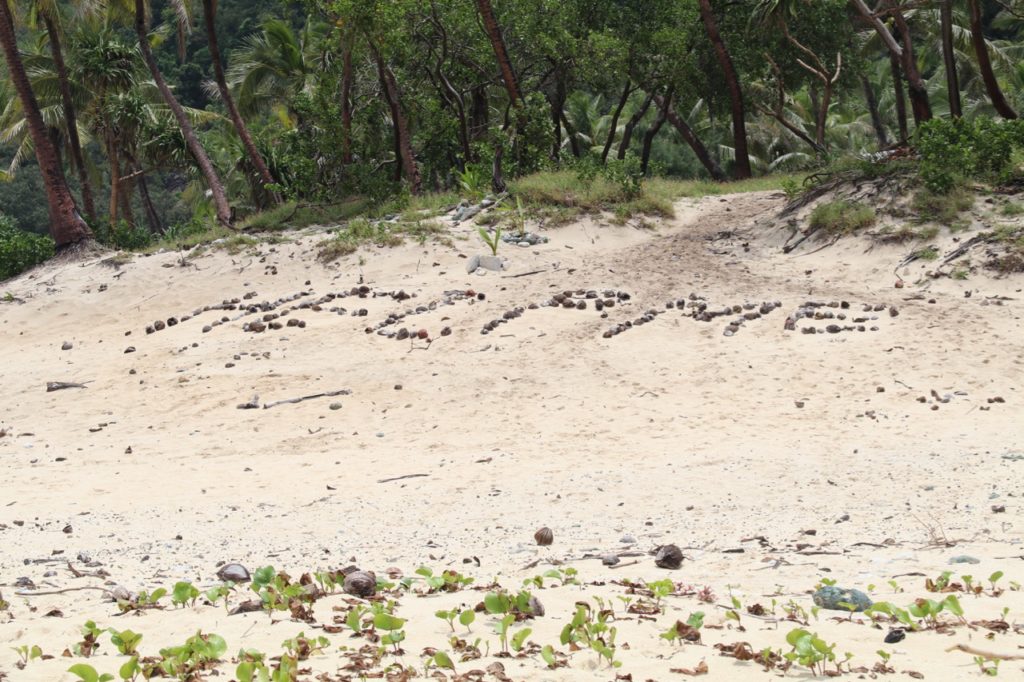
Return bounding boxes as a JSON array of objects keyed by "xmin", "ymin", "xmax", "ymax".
[
  {"xmin": 0, "ymin": 213, "xmax": 53, "ymax": 280},
  {"xmin": 0, "ymin": 0, "xmax": 1023, "ymax": 268}
]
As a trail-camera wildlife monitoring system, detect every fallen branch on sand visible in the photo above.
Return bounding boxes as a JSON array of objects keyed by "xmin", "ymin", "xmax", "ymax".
[
  {"xmin": 377, "ymin": 473, "xmax": 429, "ymax": 484},
  {"xmin": 46, "ymin": 381, "xmax": 91, "ymax": 392},
  {"xmin": 946, "ymin": 644, "xmax": 1024, "ymax": 661},
  {"xmin": 262, "ymin": 389, "xmax": 351, "ymax": 409},
  {"xmin": 16, "ymin": 585, "xmax": 108, "ymax": 597}
]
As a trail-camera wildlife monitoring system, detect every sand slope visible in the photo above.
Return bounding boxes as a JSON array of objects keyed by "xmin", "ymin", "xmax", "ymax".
[{"xmin": 1, "ymin": 191, "xmax": 1022, "ymax": 681}]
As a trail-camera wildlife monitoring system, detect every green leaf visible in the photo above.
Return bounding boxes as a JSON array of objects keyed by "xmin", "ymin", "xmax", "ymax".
[
  {"xmin": 415, "ymin": 566, "xmax": 433, "ymax": 578},
  {"xmin": 484, "ymin": 593, "xmax": 510, "ymax": 615},
  {"xmin": 943, "ymin": 595, "xmax": 964, "ymax": 617},
  {"xmin": 433, "ymin": 651, "xmax": 454, "ymax": 670},
  {"xmin": 68, "ymin": 664, "xmax": 99, "ymax": 682},
  {"xmin": 236, "ymin": 661, "xmax": 255, "ymax": 682},
  {"xmin": 990, "ymin": 571, "xmax": 1004, "ymax": 585},
  {"xmin": 459, "ymin": 609, "xmax": 475, "ymax": 627},
  {"xmin": 786, "ymin": 629, "xmax": 811, "ymax": 647},
  {"xmin": 686, "ymin": 611, "xmax": 705, "ymax": 629},
  {"xmin": 373, "ymin": 612, "xmax": 406, "ymax": 631},
  {"xmin": 541, "ymin": 644, "xmax": 557, "ymax": 668},
  {"xmin": 118, "ymin": 657, "xmax": 139, "ymax": 681},
  {"xmin": 511, "ymin": 628, "xmax": 532, "ymax": 652}
]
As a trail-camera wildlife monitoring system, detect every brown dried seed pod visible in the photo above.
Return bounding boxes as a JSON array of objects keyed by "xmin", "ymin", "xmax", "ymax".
[
  {"xmin": 343, "ymin": 570, "xmax": 377, "ymax": 598},
  {"xmin": 534, "ymin": 527, "xmax": 554, "ymax": 546},
  {"xmin": 654, "ymin": 544, "xmax": 684, "ymax": 569}
]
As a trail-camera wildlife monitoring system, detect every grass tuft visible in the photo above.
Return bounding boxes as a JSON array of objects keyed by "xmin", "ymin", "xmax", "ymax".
[{"xmin": 809, "ymin": 200, "xmax": 877, "ymax": 236}]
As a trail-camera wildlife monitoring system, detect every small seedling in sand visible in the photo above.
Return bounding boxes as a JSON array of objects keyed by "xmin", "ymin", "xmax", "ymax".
[
  {"xmin": 725, "ymin": 595, "xmax": 743, "ymax": 628},
  {"xmin": 117, "ymin": 587, "xmax": 167, "ymax": 613},
  {"xmin": 560, "ymin": 603, "xmax": 622, "ymax": 668},
  {"xmin": 108, "ymin": 628, "xmax": 142, "ymax": 656},
  {"xmin": 346, "ymin": 604, "xmax": 370, "ymax": 634},
  {"xmin": 426, "ymin": 650, "xmax": 456, "ymax": 674},
  {"xmin": 783, "ymin": 628, "xmax": 840, "ymax": 676},
  {"xmin": 416, "ymin": 566, "xmax": 473, "ymax": 593},
  {"xmin": 646, "ymin": 579, "xmax": 675, "ymax": 608},
  {"xmin": 975, "ymin": 656, "xmax": 1000, "ymax": 676},
  {"xmin": 661, "ymin": 611, "xmax": 705, "ymax": 645},
  {"xmin": 478, "ymin": 227, "xmax": 501, "ymax": 257},
  {"xmin": 866, "ymin": 602, "xmax": 916, "ymax": 629},
  {"xmin": 281, "ymin": 632, "xmax": 329, "ymax": 660},
  {"xmin": 171, "ymin": 581, "xmax": 200, "ymax": 608},
  {"xmin": 11, "ymin": 644, "xmax": 43, "ymax": 669},
  {"xmin": 436, "ymin": 607, "xmax": 475, "ymax": 632},
  {"xmin": 541, "ymin": 644, "xmax": 560, "ymax": 669},
  {"xmin": 989, "ymin": 571, "xmax": 1005, "ymax": 594},
  {"xmin": 74, "ymin": 620, "xmax": 103, "ymax": 657},
  {"xmin": 67, "ymin": 664, "xmax": 114, "ymax": 682},
  {"xmin": 374, "ymin": 611, "xmax": 407, "ymax": 654},
  {"xmin": 156, "ymin": 630, "xmax": 227, "ymax": 678},
  {"xmin": 888, "ymin": 579, "xmax": 904, "ymax": 593},
  {"xmin": 205, "ymin": 583, "xmax": 234, "ymax": 612}
]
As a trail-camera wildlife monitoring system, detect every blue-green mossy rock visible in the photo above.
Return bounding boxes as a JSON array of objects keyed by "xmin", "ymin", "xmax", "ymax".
[{"xmin": 812, "ymin": 586, "xmax": 872, "ymax": 612}]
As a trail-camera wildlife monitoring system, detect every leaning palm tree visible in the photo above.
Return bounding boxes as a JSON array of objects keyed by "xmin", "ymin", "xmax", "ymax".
[
  {"xmin": 24, "ymin": 0, "xmax": 97, "ymax": 221},
  {"xmin": 163, "ymin": 0, "xmax": 277, "ymax": 204},
  {"xmin": 0, "ymin": 0, "xmax": 91, "ymax": 248},
  {"xmin": 90, "ymin": 0, "xmax": 234, "ymax": 225}
]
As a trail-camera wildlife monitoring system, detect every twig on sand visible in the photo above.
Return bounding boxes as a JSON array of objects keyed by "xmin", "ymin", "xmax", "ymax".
[
  {"xmin": 16, "ymin": 586, "xmax": 108, "ymax": 596},
  {"xmin": 263, "ymin": 389, "xmax": 351, "ymax": 409},
  {"xmin": 502, "ymin": 269, "xmax": 549, "ymax": 279},
  {"xmin": 377, "ymin": 473, "xmax": 429, "ymax": 484},
  {"xmin": 46, "ymin": 381, "xmax": 92, "ymax": 392},
  {"xmin": 946, "ymin": 644, "xmax": 1024, "ymax": 661}
]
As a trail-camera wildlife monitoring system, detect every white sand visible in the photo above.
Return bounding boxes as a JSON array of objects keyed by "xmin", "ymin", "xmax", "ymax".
[{"xmin": 1, "ymin": 191, "xmax": 1022, "ymax": 681}]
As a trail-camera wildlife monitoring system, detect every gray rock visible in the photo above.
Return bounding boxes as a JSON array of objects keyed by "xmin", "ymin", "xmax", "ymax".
[
  {"xmin": 602, "ymin": 555, "xmax": 620, "ymax": 566},
  {"xmin": 465, "ymin": 254, "xmax": 480, "ymax": 274},
  {"xmin": 61, "ymin": 341, "xmax": 73, "ymax": 350},
  {"xmin": 620, "ymin": 534, "xmax": 636, "ymax": 544},
  {"xmin": 949, "ymin": 555, "xmax": 980, "ymax": 565},
  {"xmin": 812, "ymin": 586, "xmax": 872, "ymax": 612}
]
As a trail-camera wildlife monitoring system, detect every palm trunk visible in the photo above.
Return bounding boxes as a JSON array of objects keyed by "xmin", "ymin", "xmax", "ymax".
[
  {"xmin": 861, "ymin": 76, "xmax": 889, "ymax": 147},
  {"xmin": 640, "ymin": 90, "xmax": 671, "ymax": 176},
  {"xmin": 475, "ymin": 0, "xmax": 521, "ymax": 105},
  {"xmin": 697, "ymin": 0, "xmax": 751, "ymax": 179},
  {"xmin": 658, "ymin": 95, "xmax": 727, "ymax": 181},
  {"xmin": 132, "ymin": 160, "xmax": 162, "ymax": 234},
  {"xmin": 968, "ymin": 0, "xmax": 1016, "ymax": 119},
  {"xmin": 341, "ymin": 39, "xmax": 353, "ymax": 163},
  {"xmin": 890, "ymin": 7, "xmax": 931, "ymax": 123},
  {"xmin": 371, "ymin": 41, "xmax": 422, "ymax": 194},
  {"xmin": 134, "ymin": 0, "xmax": 232, "ymax": 227},
  {"xmin": 560, "ymin": 111, "xmax": 581, "ymax": 158},
  {"xmin": 890, "ymin": 52, "xmax": 909, "ymax": 143},
  {"xmin": 0, "ymin": 2, "xmax": 90, "ymax": 248},
  {"xmin": 940, "ymin": 0, "xmax": 962, "ymax": 118},
  {"xmin": 107, "ymin": 136, "xmax": 120, "ymax": 226},
  {"xmin": 618, "ymin": 92, "xmax": 653, "ymax": 160},
  {"xmin": 202, "ymin": 0, "xmax": 278, "ymax": 204},
  {"xmin": 550, "ymin": 84, "xmax": 563, "ymax": 162},
  {"xmin": 601, "ymin": 79, "xmax": 632, "ymax": 164},
  {"xmin": 43, "ymin": 14, "xmax": 96, "ymax": 224}
]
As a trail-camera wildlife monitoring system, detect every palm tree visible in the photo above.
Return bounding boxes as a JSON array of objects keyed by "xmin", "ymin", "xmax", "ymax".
[
  {"xmin": 473, "ymin": 0, "xmax": 520, "ymax": 192},
  {"xmin": 225, "ymin": 19, "xmax": 321, "ymax": 118},
  {"xmin": 0, "ymin": 0, "xmax": 91, "ymax": 248},
  {"xmin": 697, "ymin": 0, "xmax": 752, "ymax": 179},
  {"xmin": 197, "ymin": 0, "xmax": 278, "ymax": 202},
  {"xmin": 26, "ymin": 0, "xmax": 97, "ymax": 222},
  {"xmin": 967, "ymin": 0, "xmax": 1017, "ymax": 118},
  {"xmin": 131, "ymin": 0, "xmax": 231, "ymax": 226}
]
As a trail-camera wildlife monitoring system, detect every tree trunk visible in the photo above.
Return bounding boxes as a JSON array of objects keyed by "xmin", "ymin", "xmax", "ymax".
[
  {"xmin": 43, "ymin": 14, "xmax": 96, "ymax": 224},
  {"xmin": 202, "ymin": 0, "xmax": 278, "ymax": 204},
  {"xmin": 475, "ymin": 0, "xmax": 521, "ymax": 105},
  {"xmin": 640, "ymin": 90, "xmax": 671, "ymax": 176},
  {"xmin": 697, "ymin": 0, "xmax": 751, "ymax": 179},
  {"xmin": 0, "ymin": 2, "xmax": 91, "ymax": 248},
  {"xmin": 132, "ymin": 160, "xmax": 162, "ymax": 234},
  {"xmin": 967, "ymin": 0, "xmax": 1016, "ymax": 119},
  {"xmin": 658, "ymin": 95, "xmax": 727, "ymax": 181},
  {"xmin": 618, "ymin": 91, "xmax": 653, "ymax": 160},
  {"xmin": 371, "ymin": 41, "xmax": 422, "ymax": 194},
  {"xmin": 560, "ymin": 111, "xmax": 581, "ymax": 158},
  {"xmin": 889, "ymin": 52, "xmax": 909, "ymax": 143},
  {"xmin": 549, "ymin": 76, "xmax": 566, "ymax": 162},
  {"xmin": 107, "ymin": 136, "xmax": 120, "ymax": 226},
  {"xmin": 890, "ymin": 6, "xmax": 931, "ymax": 123},
  {"xmin": 134, "ymin": 0, "xmax": 232, "ymax": 227},
  {"xmin": 341, "ymin": 37, "xmax": 353, "ymax": 163},
  {"xmin": 470, "ymin": 85, "xmax": 489, "ymax": 141},
  {"xmin": 851, "ymin": 0, "xmax": 930, "ymax": 124},
  {"xmin": 862, "ymin": 76, "xmax": 889, "ymax": 147},
  {"xmin": 940, "ymin": 0, "xmax": 962, "ymax": 118},
  {"xmin": 601, "ymin": 79, "xmax": 632, "ymax": 164}
]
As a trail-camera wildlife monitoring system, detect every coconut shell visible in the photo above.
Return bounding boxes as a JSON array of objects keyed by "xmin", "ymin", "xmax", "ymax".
[
  {"xmin": 216, "ymin": 563, "xmax": 251, "ymax": 583},
  {"xmin": 343, "ymin": 570, "xmax": 377, "ymax": 598},
  {"xmin": 654, "ymin": 544, "xmax": 684, "ymax": 569},
  {"xmin": 534, "ymin": 527, "xmax": 554, "ymax": 546}
]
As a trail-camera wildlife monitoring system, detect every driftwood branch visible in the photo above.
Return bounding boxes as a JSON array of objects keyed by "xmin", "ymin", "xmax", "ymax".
[
  {"xmin": 377, "ymin": 473, "xmax": 429, "ymax": 484},
  {"xmin": 262, "ymin": 389, "xmax": 351, "ymax": 410},
  {"xmin": 46, "ymin": 381, "xmax": 91, "ymax": 392}
]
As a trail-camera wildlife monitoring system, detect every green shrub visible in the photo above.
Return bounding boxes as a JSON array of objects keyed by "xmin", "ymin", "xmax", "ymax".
[
  {"xmin": 916, "ymin": 118, "xmax": 1024, "ymax": 193},
  {"xmin": 0, "ymin": 214, "xmax": 54, "ymax": 280},
  {"xmin": 809, "ymin": 200, "xmax": 876, "ymax": 236},
  {"xmin": 94, "ymin": 220, "xmax": 153, "ymax": 250},
  {"xmin": 912, "ymin": 187, "xmax": 974, "ymax": 224}
]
